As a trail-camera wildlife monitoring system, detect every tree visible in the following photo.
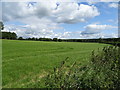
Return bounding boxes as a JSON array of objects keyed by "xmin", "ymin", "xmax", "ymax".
[
  {"xmin": 53, "ymin": 38, "xmax": 58, "ymax": 42},
  {"xmin": 27, "ymin": 38, "xmax": 32, "ymax": 40},
  {"xmin": 2, "ymin": 32, "xmax": 17, "ymax": 39},
  {"xmin": 31, "ymin": 37, "xmax": 36, "ymax": 40},
  {"xmin": 18, "ymin": 37, "xmax": 23, "ymax": 40},
  {"xmin": 58, "ymin": 39, "xmax": 62, "ymax": 42},
  {"xmin": 0, "ymin": 21, "xmax": 4, "ymax": 30}
]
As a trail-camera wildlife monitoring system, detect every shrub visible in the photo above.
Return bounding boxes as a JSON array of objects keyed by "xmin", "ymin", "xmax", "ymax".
[{"xmin": 45, "ymin": 46, "xmax": 120, "ymax": 89}]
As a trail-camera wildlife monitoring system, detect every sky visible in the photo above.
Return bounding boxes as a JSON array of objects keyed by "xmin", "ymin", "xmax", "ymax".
[{"xmin": 1, "ymin": 1, "xmax": 119, "ymax": 39}]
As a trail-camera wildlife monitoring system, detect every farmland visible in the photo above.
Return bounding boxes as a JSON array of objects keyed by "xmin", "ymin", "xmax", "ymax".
[{"xmin": 2, "ymin": 40, "xmax": 108, "ymax": 88}]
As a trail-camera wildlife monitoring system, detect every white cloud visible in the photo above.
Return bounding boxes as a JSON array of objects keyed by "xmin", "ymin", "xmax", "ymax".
[
  {"xmin": 80, "ymin": 32, "xmax": 118, "ymax": 39},
  {"xmin": 85, "ymin": 0, "xmax": 119, "ymax": 2},
  {"xmin": 53, "ymin": 3, "xmax": 100, "ymax": 23},
  {"xmin": 3, "ymin": 2, "xmax": 100, "ymax": 23},
  {"xmin": 100, "ymin": 0, "xmax": 119, "ymax": 2},
  {"xmin": 2, "ymin": 2, "xmax": 36, "ymax": 22},
  {"xmin": 3, "ymin": 16, "xmax": 62, "ymax": 38},
  {"xmin": 2, "ymin": 0, "xmax": 76, "ymax": 2},
  {"xmin": 2, "ymin": 2, "xmax": 101, "ymax": 38},
  {"xmin": 2, "ymin": 2, "xmax": 117, "ymax": 39},
  {"xmin": 51, "ymin": 30, "xmax": 118, "ymax": 39},
  {"xmin": 2, "ymin": 0, "xmax": 120, "ymax": 2},
  {"xmin": 108, "ymin": 3, "xmax": 118, "ymax": 8},
  {"xmin": 81, "ymin": 24, "xmax": 117, "ymax": 35},
  {"xmin": 108, "ymin": 19, "xmax": 114, "ymax": 22},
  {"xmin": 3, "ymin": 24, "xmax": 55, "ymax": 38}
]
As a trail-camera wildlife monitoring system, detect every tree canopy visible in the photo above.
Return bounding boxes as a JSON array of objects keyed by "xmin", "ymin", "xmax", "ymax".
[
  {"xmin": 2, "ymin": 32, "xmax": 17, "ymax": 39},
  {"xmin": 0, "ymin": 21, "xmax": 4, "ymax": 30}
]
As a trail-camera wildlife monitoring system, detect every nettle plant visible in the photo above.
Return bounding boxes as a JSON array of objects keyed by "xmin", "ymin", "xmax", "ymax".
[{"xmin": 45, "ymin": 46, "xmax": 120, "ymax": 89}]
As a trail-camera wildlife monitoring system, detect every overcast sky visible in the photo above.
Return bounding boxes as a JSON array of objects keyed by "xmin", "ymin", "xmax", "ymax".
[{"xmin": 1, "ymin": 1, "xmax": 119, "ymax": 39}]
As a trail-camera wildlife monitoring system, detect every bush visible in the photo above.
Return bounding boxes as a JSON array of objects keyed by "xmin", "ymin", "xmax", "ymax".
[{"xmin": 45, "ymin": 46, "xmax": 120, "ymax": 89}]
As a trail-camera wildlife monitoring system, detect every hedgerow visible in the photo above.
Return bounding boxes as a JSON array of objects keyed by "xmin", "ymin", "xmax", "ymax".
[{"xmin": 45, "ymin": 46, "xmax": 120, "ymax": 89}]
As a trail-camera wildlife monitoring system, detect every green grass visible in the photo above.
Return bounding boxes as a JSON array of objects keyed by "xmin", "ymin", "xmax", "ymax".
[{"xmin": 2, "ymin": 40, "xmax": 109, "ymax": 88}]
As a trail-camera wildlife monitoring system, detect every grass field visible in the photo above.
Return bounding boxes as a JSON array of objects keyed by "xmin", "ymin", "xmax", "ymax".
[{"xmin": 2, "ymin": 40, "xmax": 109, "ymax": 88}]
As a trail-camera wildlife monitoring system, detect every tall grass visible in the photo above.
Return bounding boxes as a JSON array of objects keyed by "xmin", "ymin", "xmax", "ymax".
[{"xmin": 45, "ymin": 46, "xmax": 120, "ymax": 89}]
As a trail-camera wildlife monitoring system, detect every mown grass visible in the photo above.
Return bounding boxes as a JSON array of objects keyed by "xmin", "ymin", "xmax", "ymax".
[{"xmin": 2, "ymin": 40, "xmax": 108, "ymax": 88}]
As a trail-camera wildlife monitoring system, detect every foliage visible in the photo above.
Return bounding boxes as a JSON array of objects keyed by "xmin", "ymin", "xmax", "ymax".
[
  {"xmin": 18, "ymin": 37, "xmax": 24, "ymax": 40},
  {"xmin": 2, "ymin": 31, "xmax": 120, "ymax": 46},
  {"xmin": 0, "ymin": 21, "xmax": 4, "ymax": 30},
  {"xmin": 45, "ymin": 46, "xmax": 120, "ymax": 89},
  {"xmin": 2, "ymin": 32, "xmax": 17, "ymax": 39},
  {"xmin": 53, "ymin": 38, "xmax": 58, "ymax": 42}
]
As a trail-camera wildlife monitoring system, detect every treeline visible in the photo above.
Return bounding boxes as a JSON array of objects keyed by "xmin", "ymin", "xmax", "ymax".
[
  {"xmin": 62, "ymin": 38, "xmax": 120, "ymax": 46},
  {"xmin": 18, "ymin": 37, "xmax": 62, "ymax": 42},
  {"xmin": 18, "ymin": 37, "xmax": 120, "ymax": 46},
  {"xmin": 1, "ymin": 32, "xmax": 17, "ymax": 40},
  {"xmin": 18, "ymin": 37, "xmax": 120, "ymax": 43},
  {"xmin": 1, "ymin": 32, "xmax": 120, "ymax": 46}
]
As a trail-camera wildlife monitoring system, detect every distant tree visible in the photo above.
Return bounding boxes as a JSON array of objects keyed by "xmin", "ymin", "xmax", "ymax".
[
  {"xmin": 45, "ymin": 38, "xmax": 52, "ymax": 41},
  {"xmin": 53, "ymin": 38, "xmax": 58, "ymax": 42},
  {"xmin": 18, "ymin": 37, "xmax": 23, "ymax": 40},
  {"xmin": 11, "ymin": 32, "xmax": 17, "ymax": 39},
  {"xmin": 58, "ymin": 39, "xmax": 62, "ymax": 42},
  {"xmin": 0, "ymin": 21, "xmax": 4, "ymax": 30},
  {"xmin": 39, "ymin": 38, "xmax": 42, "ymax": 41},
  {"xmin": 31, "ymin": 37, "xmax": 36, "ymax": 40},
  {"xmin": 27, "ymin": 38, "xmax": 32, "ymax": 40},
  {"xmin": 35, "ymin": 38, "xmax": 39, "ymax": 41},
  {"xmin": 77, "ymin": 39, "xmax": 82, "ymax": 42},
  {"xmin": 98, "ymin": 38, "xmax": 102, "ymax": 43},
  {"xmin": 2, "ymin": 32, "xmax": 17, "ymax": 39}
]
